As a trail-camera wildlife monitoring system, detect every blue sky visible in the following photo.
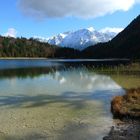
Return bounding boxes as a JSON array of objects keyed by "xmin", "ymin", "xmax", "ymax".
[{"xmin": 0, "ymin": 0, "xmax": 140, "ymax": 38}]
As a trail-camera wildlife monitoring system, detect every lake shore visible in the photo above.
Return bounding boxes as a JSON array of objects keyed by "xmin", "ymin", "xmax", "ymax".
[
  {"xmin": 103, "ymin": 121, "xmax": 140, "ymax": 140},
  {"xmin": 103, "ymin": 88, "xmax": 140, "ymax": 140},
  {"xmin": 0, "ymin": 57, "xmax": 47, "ymax": 60},
  {"xmin": 0, "ymin": 57, "xmax": 130, "ymax": 60}
]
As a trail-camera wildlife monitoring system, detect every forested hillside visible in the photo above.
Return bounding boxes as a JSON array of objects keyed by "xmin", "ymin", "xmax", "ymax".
[
  {"xmin": 0, "ymin": 36, "xmax": 80, "ymax": 58},
  {"xmin": 83, "ymin": 15, "xmax": 140, "ymax": 59}
]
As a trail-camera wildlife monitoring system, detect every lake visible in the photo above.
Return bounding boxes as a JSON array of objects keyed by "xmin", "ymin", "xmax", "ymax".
[{"xmin": 0, "ymin": 59, "xmax": 139, "ymax": 140}]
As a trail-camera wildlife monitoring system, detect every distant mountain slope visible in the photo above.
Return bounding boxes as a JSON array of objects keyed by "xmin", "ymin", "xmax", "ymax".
[
  {"xmin": 38, "ymin": 27, "xmax": 119, "ymax": 50},
  {"xmin": 83, "ymin": 15, "xmax": 140, "ymax": 59}
]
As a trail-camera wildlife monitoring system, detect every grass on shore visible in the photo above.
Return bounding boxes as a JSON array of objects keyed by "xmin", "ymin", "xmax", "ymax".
[
  {"xmin": 92, "ymin": 62, "xmax": 140, "ymax": 74},
  {"xmin": 111, "ymin": 88, "xmax": 140, "ymax": 119}
]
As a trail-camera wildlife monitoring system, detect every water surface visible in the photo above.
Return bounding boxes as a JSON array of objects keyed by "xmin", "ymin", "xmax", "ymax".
[{"xmin": 0, "ymin": 59, "xmax": 139, "ymax": 140}]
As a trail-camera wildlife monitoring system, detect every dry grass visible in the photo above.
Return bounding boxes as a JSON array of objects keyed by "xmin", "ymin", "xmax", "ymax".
[{"xmin": 111, "ymin": 88, "xmax": 140, "ymax": 119}]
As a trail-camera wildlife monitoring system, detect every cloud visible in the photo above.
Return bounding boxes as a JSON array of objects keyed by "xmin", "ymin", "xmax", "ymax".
[
  {"xmin": 100, "ymin": 27, "xmax": 124, "ymax": 34},
  {"xmin": 18, "ymin": 0, "xmax": 138, "ymax": 19},
  {"xmin": 4, "ymin": 28, "xmax": 17, "ymax": 38}
]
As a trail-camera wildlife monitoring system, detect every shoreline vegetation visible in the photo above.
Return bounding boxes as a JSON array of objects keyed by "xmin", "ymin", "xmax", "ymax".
[
  {"xmin": 93, "ymin": 62, "xmax": 140, "ymax": 72},
  {"xmin": 103, "ymin": 88, "xmax": 140, "ymax": 140},
  {"xmin": 111, "ymin": 88, "xmax": 140, "ymax": 119}
]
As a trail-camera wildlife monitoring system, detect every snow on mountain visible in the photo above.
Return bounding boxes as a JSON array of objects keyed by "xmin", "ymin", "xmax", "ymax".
[
  {"xmin": 47, "ymin": 32, "xmax": 70, "ymax": 45},
  {"xmin": 37, "ymin": 27, "xmax": 122, "ymax": 50}
]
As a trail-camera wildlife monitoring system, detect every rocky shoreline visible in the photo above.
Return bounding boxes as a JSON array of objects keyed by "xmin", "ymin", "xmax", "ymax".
[
  {"xmin": 103, "ymin": 88, "xmax": 140, "ymax": 140},
  {"xmin": 103, "ymin": 121, "xmax": 140, "ymax": 140}
]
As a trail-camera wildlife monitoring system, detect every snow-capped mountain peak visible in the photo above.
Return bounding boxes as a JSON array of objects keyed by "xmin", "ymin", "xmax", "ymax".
[
  {"xmin": 87, "ymin": 27, "xmax": 95, "ymax": 32},
  {"xmin": 36, "ymin": 27, "xmax": 122, "ymax": 50}
]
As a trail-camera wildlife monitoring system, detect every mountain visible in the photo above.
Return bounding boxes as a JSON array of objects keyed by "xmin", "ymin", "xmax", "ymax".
[
  {"xmin": 1, "ymin": 15, "xmax": 139, "ymax": 59},
  {"xmin": 38, "ymin": 27, "xmax": 119, "ymax": 50},
  {"xmin": 83, "ymin": 15, "xmax": 140, "ymax": 59}
]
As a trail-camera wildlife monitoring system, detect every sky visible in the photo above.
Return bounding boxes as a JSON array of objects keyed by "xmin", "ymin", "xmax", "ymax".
[{"xmin": 0, "ymin": 0, "xmax": 140, "ymax": 38}]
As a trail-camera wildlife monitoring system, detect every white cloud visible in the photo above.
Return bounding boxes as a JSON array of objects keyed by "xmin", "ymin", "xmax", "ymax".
[
  {"xmin": 4, "ymin": 28, "xmax": 17, "ymax": 38},
  {"xmin": 18, "ymin": 0, "xmax": 139, "ymax": 19},
  {"xmin": 100, "ymin": 27, "xmax": 124, "ymax": 34}
]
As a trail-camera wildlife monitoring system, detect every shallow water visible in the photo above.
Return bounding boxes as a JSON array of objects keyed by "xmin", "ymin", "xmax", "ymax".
[{"xmin": 0, "ymin": 59, "xmax": 139, "ymax": 140}]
